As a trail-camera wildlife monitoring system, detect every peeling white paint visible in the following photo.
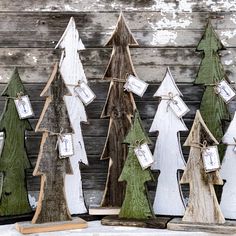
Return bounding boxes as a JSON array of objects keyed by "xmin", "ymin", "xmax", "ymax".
[
  {"xmin": 0, "ymin": 75, "xmax": 3, "ymax": 81},
  {"xmin": 224, "ymin": 59, "xmax": 233, "ymax": 65},
  {"xmin": 205, "ymin": 0, "xmax": 236, "ymax": 12},
  {"xmin": 151, "ymin": 30, "xmax": 177, "ymax": 46},
  {"xmin": 32, "ymin": 56, "xmax": 37, "ymax": 63},
  {"xmin": 230, "ymin": 14, "xmax": 236, "ymax": 24},
  {"xmin": 221, "ymin": 30, "xmax": 236, "ymax": 46},
  {"xmin": 7, "ymin": 52, "xmax": 13, "ymax": 56},
  {"xmin": 28, "ymin": 194, "xmax": 37, "ymax": 209}
]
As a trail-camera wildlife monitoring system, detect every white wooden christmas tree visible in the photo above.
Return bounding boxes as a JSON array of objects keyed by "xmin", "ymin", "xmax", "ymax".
[
  {"xmin": 221, "ymin": 111, "xmax": 236, "ymax": 219},
  {"xmin": 149, "ymin": 68, "xmax": 188, "ymax": 215},
  {"xmin": 55, "ymin": 17, "xmax": 88, "ymax": 214}
]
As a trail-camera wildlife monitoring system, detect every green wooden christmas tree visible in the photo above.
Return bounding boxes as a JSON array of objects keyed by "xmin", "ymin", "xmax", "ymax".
[
  {"xmin": 0, "ymin": 68, "xmax": 32, "ymax": 216},
  {"xmin": 195, "ymin": 20, "xmax": 231, "ymax": 157},
  {"xmin": 118, "ymin": 111, "xmax": 154, "ymax": 220}
]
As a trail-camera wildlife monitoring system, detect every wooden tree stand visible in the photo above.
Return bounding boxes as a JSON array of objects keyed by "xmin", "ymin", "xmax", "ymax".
[
  {"xmin": 89, "ymin": 206, "xmax": 120, "ymax": 215},
  {"xmin": 15, "ymin": 217, "xmax": 87, "ymax": 234},
  {"xmin": 101, "ymin": 215, "xmax": 171, "ymax": 229},
  {"xmin": 167, "ymin": 218, "xmax": 236, "ymax": 234}
]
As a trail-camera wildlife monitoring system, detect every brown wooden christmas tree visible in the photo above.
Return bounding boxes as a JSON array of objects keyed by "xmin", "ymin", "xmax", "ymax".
[
  {"xmin": 99, "ymin": 12, "xmax": 137, "ymax": 208},
  {"xmin": 15, "ymin": 63, "xmax": 87, "ymax": 234}
]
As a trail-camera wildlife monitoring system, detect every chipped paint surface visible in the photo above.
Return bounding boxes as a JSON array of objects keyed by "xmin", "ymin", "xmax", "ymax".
[
  {"xmin": 28, "ymin": 194, "xmax": 37, "ymax": 209},
  {"xmin": 221, "ymin": 30, "xmax": 236, "ymax": 46},
  {"xmin": 205, "ymin": 0, "xmax": 236, "ymax": 12},
  {"xmin": 150, "ymin": 30, "xmax": 177, "ymax": 45}
]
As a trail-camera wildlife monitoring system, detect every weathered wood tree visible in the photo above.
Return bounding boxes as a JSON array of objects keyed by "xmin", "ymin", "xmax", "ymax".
[
  {"xmin": 119, "ymin": 111, "xmax": 155, "ymax": 219},
  {"xmin": 32, "ymin": 63, "xmax": 73, "ymax": 223},
  {"xmin": 0, "ymin": 68, "xmax": 32, "ymax": 216},
  {"xmin": 220, "ymin": 111, "xmax": 236, "ymax": 219},
  {"xmin": 100, "ymin": 12, "xmax": 137, "ymax": 207},
  {"xmin": 181, "ymin": 110, "xmax": 225, "ymax": 224},
  {"xmin": 195, "ymin": 20, "xmax": 231, "ymax": 158},
  {"xmin": 55, "ymin": 17, "xmax": 88, "ymax": 214},
  {"xmin": 149, "ymin": 68, "xmax": 187, "ymax": 216}
]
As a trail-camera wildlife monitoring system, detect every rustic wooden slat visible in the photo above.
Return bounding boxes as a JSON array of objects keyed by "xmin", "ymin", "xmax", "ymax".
[
  {"xmin": 0, "ymin": 65, "xmax": 235, "ymax": 83},
  {"xmin": 0, "ymin": 48, "xmax": 234, "ymax": 68},
  {"xmin": 0, "ymin": 1, "xmax": 236, "ymax": 12},
  {"xmin": 0, "ymin": 12, "xmax": 234, "ymax": 32},
  {"xmin": 1, "ymin": 29, "xmax": 236, "ymax": 48}
]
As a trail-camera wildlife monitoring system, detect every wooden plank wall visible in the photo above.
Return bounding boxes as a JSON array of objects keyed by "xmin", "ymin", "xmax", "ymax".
[{"xmin": 0, "ymin": 0, "xmax": 236, "ymax": 208}]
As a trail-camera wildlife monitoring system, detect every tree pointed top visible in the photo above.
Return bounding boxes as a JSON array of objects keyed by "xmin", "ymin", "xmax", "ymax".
[
  {"xmin": 197, "ymin": 19, "xmax": 225, "ymax": 52},
  {"xmin": 222, "ymin": 111, "xmax": 236, "ymax": 145},
  {"xmin": 154, "ymin": 67, "xmax": 182, "ymax": 98},
  {"xmin": 40, "ymin": 63, "xmax": 71, "ymax": 97},
  {"xmin": 55, "ymin": 16, "xmax": 85, "ymax": 50},
  {"xmin": 2, "ymin": 67, "xmax": 27, "ymax": 97},
  {"xmin": 184, "ymin": 110, "xmax": 218, "ymax": 147},
  {"xmin": 124, "ymin": 110, "xmax": 151, "ymax": 145},
  {"xmin": 105, "ymin": 11, "xmax": 138, "ymax": 47}
]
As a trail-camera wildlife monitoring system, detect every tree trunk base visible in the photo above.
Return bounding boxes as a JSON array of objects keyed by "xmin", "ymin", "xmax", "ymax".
[
  {"xmin": 101, "ymin": 215, "xmax": 171, "ymax": 229},
  {"xmin": 168, "ymin": 217, "xmax": 236, "ymax": 234},
  {"xmin": 15, "ymin": 217, "xmax": 87, "ymax": 234}
]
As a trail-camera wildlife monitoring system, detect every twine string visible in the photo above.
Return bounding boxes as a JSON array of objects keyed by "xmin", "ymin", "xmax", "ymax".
[
  {"xmin": 48, "ymin": 127, "xmax": 64, "ymax": 150},
  {"xmin": 166, "ymin": 92, "xmax": 181, "ymax": 112}
]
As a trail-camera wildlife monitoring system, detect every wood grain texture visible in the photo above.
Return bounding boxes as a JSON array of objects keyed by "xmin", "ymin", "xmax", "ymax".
[
  {"xmin": 149, "ymin": 68, "xmax": 187, "ymax": 216},
  {"xmin": 0, "ymin": 68, "xmax": 32, "ymax": 216},
  {"xmin": 168, "ymin": 217, "xmax": 236, "ymax": 234},
  {"xmin": 32, "ymin": 64, "xmax": 73, "ymax": 224},
  {"xmin": 220, "ymin": 111, "xmax": 236, "ymax": 219},
  {"xmin": 181, "ymin": 110, "xmax": 225, "ymax": 224},
  {"xmin": 57, "ymin": 17, "xmax": 88, "ymax": 215},
  {"xmin": 119, "ymin": 111, "xmax": 154, "ymax": 220},
  {"xmin": 16, "ymin": 217, "xmax": 87, "ymax": 234},
  {"xmin": 99, "ymin": 12, "xmax": 136, "ymax": 208}
]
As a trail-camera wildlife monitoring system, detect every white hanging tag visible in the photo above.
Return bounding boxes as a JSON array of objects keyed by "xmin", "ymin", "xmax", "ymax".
[
  {"xmin": 74, "ymin": 82, "xmax": 96, "ymax": 106},
  {"xmin": 124, "ymin": 75, "xmax": 148, "ymax": 97},
  {"xmin": 134, "ymin": 143, "xmax": 154, "ymax": 170},
  {"xmin": 202, "ymin": 146, "xmax": 220, "ymax": 173},
  {"xmin": 169, "ymin": 95, "xmax": 190, "ymax": 118},
  {"xmin": 0, "ymin": 132, "xmax": 4, "ymax": 157},
  {"xmin": 58, "ymin": 134, "xmax": 74, "ymax": 158},
  {"xmin": 215, "ymin": 80, "xmax": 236, "ymax": 103},
  {"xmin": 14, "ymin": 95, "xmax": 34, "ymax": 119}
]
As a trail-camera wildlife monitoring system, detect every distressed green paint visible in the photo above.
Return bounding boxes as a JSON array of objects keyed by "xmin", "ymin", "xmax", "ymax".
[
  {"xmin": 0, "ymin": 68, "xmax": 32, "ymax": 216},
  {"xmin": 118, "ymin": 111, "xmax": 154, "ymax": 220},
  {"xmin": 195, "ymin": 20, "xmax": 230, "ymax": 158}
]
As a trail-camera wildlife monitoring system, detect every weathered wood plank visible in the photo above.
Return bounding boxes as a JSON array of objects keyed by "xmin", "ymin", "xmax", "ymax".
[
  {"xmin": 0, "ymin": 65, "xmax": 235, "ymax": 83},
  {"xmin": 0, "ymin": 48, "xmax": 235, "ymax": 68},
  {"xmin": 0, "ymin": 12, "xmax": 234, "ymax": 32},
  {"xmin": 0, "ymin": 0, "xmax": 236, "ymax": 12},
  {"xmin": 1, "ymin": 29, "xmax": 236, "ymax": 48}
]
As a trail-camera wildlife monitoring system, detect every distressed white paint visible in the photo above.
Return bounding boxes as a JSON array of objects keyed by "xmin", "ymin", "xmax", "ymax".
[
  {"xmin": 205, "ymin": 0, "xmax": 236, "ymax": 12},
  {"xmin": 28, "ymin": 194, "xmax": 37, "ymax": 209},
  {"xmin": 56, "ymin": 17, "xmax": 89, "ymax": 214},
  {"xmin": 149, "ymin": 68, "xmax": 187, "ymax": 216},
  {"xmin": 221, "ymin": 30, "xmax": 236, "ymax": 46},
  {"xmin": 150, "ymin": 30, "xmax": 177, "ymax": 46},
  {"xmin": 221, "ymin": 112, "xmax": 236, "ymax": 219}
]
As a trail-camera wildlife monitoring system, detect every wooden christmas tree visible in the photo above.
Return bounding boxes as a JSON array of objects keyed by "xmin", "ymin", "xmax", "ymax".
[
  {"xmin": 32, "ymin": 63, "xmax": 74, "ymax": 223},
  {"xmin": 55, "ymin": 17, "xmax": 88, "ymax": 214},
  {"xmin": 0, "ymin": 68, "xmax": 32, "ymax": 216},
  {"xmin": 99, "ymin": 12, "xmax": 137, "ymax": 208},
  {"xmin": 118, "ymin": 111, "xmax": 154, "ymax": 219},
  {"xmin": 195, "ymin": 20, "xmax": 231, "ymax": 157},
  {"xmin": 220, "ymin": 112, "xmax": 236, "ymax": 219},
  {"xmin": 149, "ymin": 68, "xmax": 187, "ymax": 216},
  {"xmin": 180, "ymin": 110, "xmax": 225, "ymax": 224}
]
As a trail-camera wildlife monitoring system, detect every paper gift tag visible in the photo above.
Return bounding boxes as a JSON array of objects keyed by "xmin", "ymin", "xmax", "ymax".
[
  {"xmin": 14, "ymin": 95, "xmax": 34, "ymax": 119},
  {"xmin": 169, "ymin": 95, "xmax": 190, "ymax": 118},
  {"xmin": 0, "ymin": 132, "xmax": 4, "ymax": 157},
  {"xmin": 215, "ymin": 80, "xmax": 236, "ymax": 103},
  {"xmin": 202, "ymin": 146, "xmax": 220, "ymax": 173},
  {"xmin": 134, "ymin": 143, "xmax": 154, "ymax": 170},
  {"xmin": 58, "ymin": 134, "xmax": 74, "ymax": 158},
  {"xmin": 124, "ymin": 75, "xmax": 148, "ymax": 97},
  {"xmin": 74, "ymin": 82, "xmax": 96, "ymax": 106}
]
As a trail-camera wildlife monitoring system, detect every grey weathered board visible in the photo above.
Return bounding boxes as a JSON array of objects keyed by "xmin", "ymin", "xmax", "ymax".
[
  {"xmin": 167, "ymin": 218, "xmax": 236, "ymax": 234},
  {"xmin": 0, "ymin": 0, "xmax": 235, "ymax": 209}
]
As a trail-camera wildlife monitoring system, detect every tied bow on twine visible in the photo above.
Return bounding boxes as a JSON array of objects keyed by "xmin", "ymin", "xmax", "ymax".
[
  {"xmin": 165, "ymin": 92, "xmax": 181, "ymax": 112},
  {"xmin": 48, "ymin": 127, "xmax": 65, "ymax": 150},
  {"xmin": 190, "ymin": 140, "xmax": 208, "ymax": 152},
  {"xmin": 130, "ymin": 139, "xmax": 148, "ymax": 162},
  {"xmin": 73, "ymin": 81, "xmax": 90, "ymax": 98}
]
